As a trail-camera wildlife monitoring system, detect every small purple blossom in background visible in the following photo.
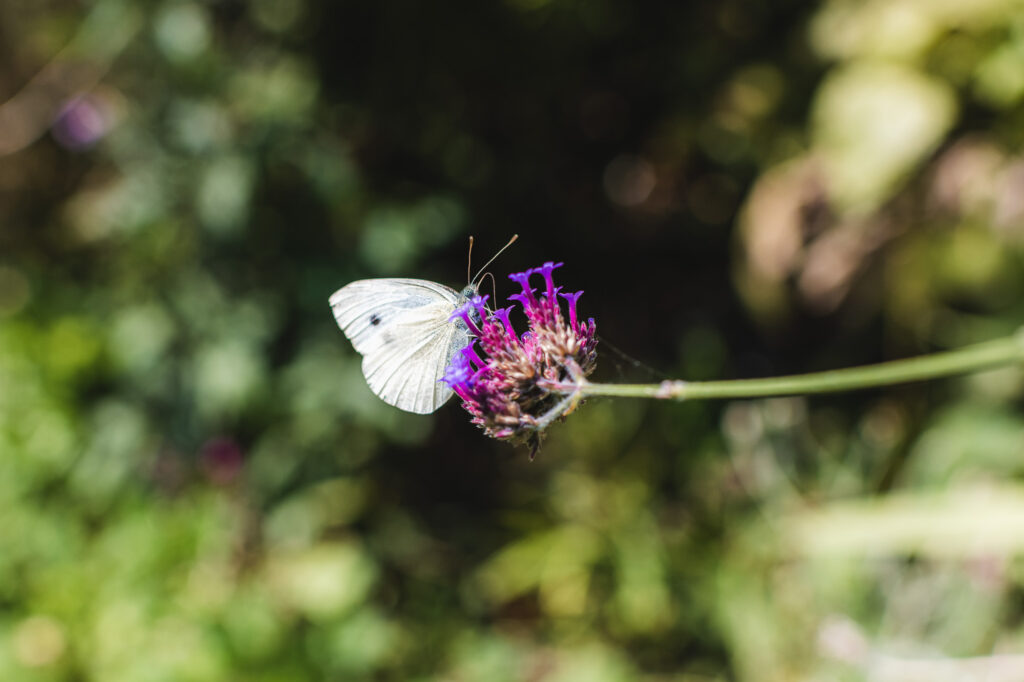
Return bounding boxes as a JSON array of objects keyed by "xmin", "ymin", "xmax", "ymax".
[
  {"xmin": 52, "ymin": 91, "xmax": 118, "ymax": 150},
  {"xmin": 443, "ymin": 262, "xmax": 597, "ymax": 455},
  {"xmin": 199, "ymin": 436, "xmax": 245, "ymax": 485}
]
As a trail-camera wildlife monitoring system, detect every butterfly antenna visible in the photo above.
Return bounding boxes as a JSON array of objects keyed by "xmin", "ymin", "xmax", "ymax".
[
  {"xmin": 466, "ymin": 235, "xmax": 475, "ymax": 287},
  {"xmin": 471, "ymin": 234, "xmax": 518, "ymax": 286}
]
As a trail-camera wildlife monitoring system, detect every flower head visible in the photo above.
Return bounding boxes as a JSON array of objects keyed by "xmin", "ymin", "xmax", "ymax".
[{"xmin": 442, "ymin": 263, "xmax": 597, "ymax": 455}]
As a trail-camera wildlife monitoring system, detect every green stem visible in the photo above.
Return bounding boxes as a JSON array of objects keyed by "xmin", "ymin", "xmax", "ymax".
[{"xmin": 550, "ymin": 329, "xmax": 1024, "ymax": 402}]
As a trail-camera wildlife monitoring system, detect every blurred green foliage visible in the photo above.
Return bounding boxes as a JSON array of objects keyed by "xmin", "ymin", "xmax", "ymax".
[{"xmin": 3, "ymin": 0, "xmax": 1024, "ymax": 680}]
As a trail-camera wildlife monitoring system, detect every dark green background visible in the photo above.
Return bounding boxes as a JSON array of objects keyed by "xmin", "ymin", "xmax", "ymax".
[{"xmin": 3, "ymin": 0, "xmax": 1024, "ymax": 679}]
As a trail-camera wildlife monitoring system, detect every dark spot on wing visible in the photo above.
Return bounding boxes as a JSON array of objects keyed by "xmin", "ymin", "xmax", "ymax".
[{"xmin": 370, "ymin": 313, "xmax": 381, "ymax": 326}]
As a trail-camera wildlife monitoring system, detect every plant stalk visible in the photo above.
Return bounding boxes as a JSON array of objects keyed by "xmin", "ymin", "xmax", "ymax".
[{"xmin": 546, "ymin": 329, "xmax": 1024, "ymax": 402}]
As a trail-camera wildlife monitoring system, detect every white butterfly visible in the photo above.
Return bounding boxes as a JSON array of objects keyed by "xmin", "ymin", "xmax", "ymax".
[
  {"xmin": 329, "ymin": 236, "xmax": 517, "ymax": 414},
  {"xmin": 329, "ymin": 278, "xmax": 478, "ymax": 414}
]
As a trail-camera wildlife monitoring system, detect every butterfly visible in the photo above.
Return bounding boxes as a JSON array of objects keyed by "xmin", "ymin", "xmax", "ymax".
[{"xmin": 329, "ymin": 236, "xmax": 517, "ymax": 414}]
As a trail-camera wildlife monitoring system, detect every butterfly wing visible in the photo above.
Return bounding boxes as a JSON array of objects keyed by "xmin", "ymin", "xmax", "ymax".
[{"xmin": 329, "ymin": 278, "xmax": 470, "ymax": 414}]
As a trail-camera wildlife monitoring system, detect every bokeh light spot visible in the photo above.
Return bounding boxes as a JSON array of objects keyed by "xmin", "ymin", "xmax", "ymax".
[{"xmin": 603, "ymin": 155, "xmax": 656, "ymax": 207}]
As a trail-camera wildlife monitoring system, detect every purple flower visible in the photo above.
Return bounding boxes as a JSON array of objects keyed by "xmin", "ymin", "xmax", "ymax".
[
  {"xmin": 442, "ymin": 263, "xmax": 598, "ymax": 455},
  {"xmin": 52, "ymin": 93, "xmax": 117, "ymax": 150}
]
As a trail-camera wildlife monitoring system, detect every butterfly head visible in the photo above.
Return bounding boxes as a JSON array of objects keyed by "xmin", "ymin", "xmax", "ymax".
[{"xmin": 458, "ymin": 283, "xmax": 486, "ymax": 329}]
